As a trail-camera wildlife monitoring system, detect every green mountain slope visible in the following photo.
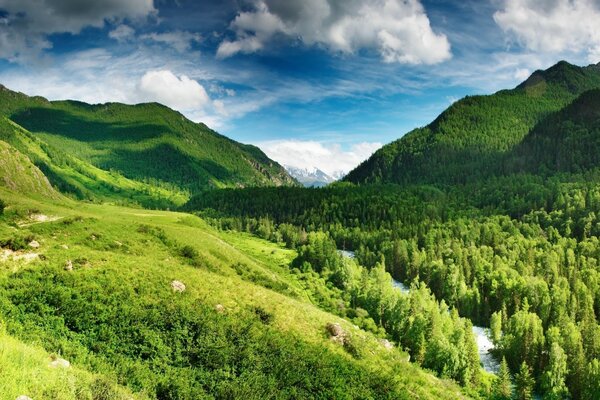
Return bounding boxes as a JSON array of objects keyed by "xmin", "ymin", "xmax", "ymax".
[
  {"xmin": 507, "ymin": 88, "xmax": 600, "ymax": 174},
  {"xmin": 0, "ymin": 187, "xmax": 472, "ymax": 400},
  {"xmin": 0, "ymin": 139, "xmax": 59, "ymax": 199},
  {"xmin": 0, "ymin": 84, "xmax": 296, "ymax": 201},
  {"xmin": 345, "ymin": 61, "xmax": 600, "ymax": 185}
]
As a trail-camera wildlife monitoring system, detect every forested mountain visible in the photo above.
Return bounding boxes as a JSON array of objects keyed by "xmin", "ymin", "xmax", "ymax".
[
  {"xmin": 345, "ymin": 61, "xmax": 600, "ymax": 185},
  {"xmin": 0, "ymin": 84, "xmax": 296, "ymax": 206},
  {"xmin": 186, "ymin": 61, "xmax": 600, "ymax": 400},
  {"xmin": 508, "ymin": 88, "xmax": 600, "ymax": 174}
]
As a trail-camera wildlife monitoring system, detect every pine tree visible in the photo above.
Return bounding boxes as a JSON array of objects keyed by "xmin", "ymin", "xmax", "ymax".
[
  {"xmin": 515, "ymin": 362, "xmax": 534, "ymax": 400},
  {"xmin": 495, "ymin": 356, "xmax": 512, "ymax": 400}
]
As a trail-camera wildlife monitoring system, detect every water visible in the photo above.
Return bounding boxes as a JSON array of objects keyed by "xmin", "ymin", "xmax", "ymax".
[
  {"xmin": 391, "ymin": 277, "xmax": 410, "ymax": 294},
  {"xmin": 391, "ymin": 277, "xmax": 500, "ymax": 374},
  {"xmin": 338, "ymin": 250, "xmax": 355, "ymax": 259},
  {"xmin": 472, "ymin": 326, "xmax": 500, "ymax": 374},
  {"xmin": 340, "ymin": 250, "xmax": 501, "ymax": 374}
]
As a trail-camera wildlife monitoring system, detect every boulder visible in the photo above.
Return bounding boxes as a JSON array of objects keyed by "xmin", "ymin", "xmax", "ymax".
[
  {"xmin": 60, "ymin": 244, "xmax": 69, "ymax": 250},
  {"xmin": 16, "ymin": 396, "xmax": 33, "ymax": 400},
  {"xmin": 215, "ymin": 304, "xmax": 225, "ymax": 313},
  {"xmin": 48, "ymin": 357, "xmax": 70, "ymax": 368},
  {"xmin": 379, "ymin": 339, "xmax": 394, "ymax": 350},
  {"xmin": 326, "ymin": 322, "xmax": 344, "ymax": 337},
  {"xmin": 171, "ymin": 280, "xmax": 186, "ymax": 293},
  {"xmin": 28, "ymin": 240, "xmax": 40, "ymax": 249},
  {"xmin": 64, "ymin": 260, "xmax": 73, "ymax": 271}
]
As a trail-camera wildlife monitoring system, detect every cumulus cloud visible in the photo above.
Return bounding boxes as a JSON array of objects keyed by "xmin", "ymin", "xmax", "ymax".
[
  {"xmin": 137, "ymin": 70, "xmax": 211, "ymax": 111},
  {"xmin": 259, "ymin": 140, "xmax": 382, "ymax": 176},
  {"xmin": 109, "ymin": 24, "xmax": 136, "ymax": 42},
  {"xmin": 0, "ymin": 0, "xmax": 156, "ymax": 62},
  {"xmin": 494, "ymin": 0, "xmax": 600, "ymax": 61},
  {"xmin": 217, "ymin": 0, "xmax": 451, "ymax": 64},
  {"xmin": 140, "ymin": 31, "xmax": 202, "ymax": 52}
]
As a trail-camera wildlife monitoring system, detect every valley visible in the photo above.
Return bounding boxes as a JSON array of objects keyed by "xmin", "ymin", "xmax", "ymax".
[{"xmin": 2, "ymin": 60, "xmax": 600, "ymax": 400}]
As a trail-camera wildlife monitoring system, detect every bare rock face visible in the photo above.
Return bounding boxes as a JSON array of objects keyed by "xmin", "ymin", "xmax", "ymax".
[
  {"xmin": 171, "ymin": 280, "xmax": 186, "ymax": 293},
  {"xmin": 48, "ymin": 357, "xmax": 70, "ymax": 368},
  {"xmin": 215, "ymin": 304, "xmax": 225, "ymax": 313},
  {"xmin": 28, "ymin": 240, "xmax": 40, "ymax": 249},
  {"xmin": 64, "ymin": 260, "xmax": 73, "ymax": 271}
]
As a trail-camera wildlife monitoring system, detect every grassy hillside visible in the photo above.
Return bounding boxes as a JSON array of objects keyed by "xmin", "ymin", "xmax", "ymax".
[
  {"xmin": 0, "ymin": 117, "xmax": 188, "ymax": 208},
  {"xmin": 0, "ymin": 186, "xmax": 473, "ymax": 399},
  {"xmin": 0, "ymin": 328, "xmax": 141, "ymax": 400},
  {"xmin": 345, "ymin": 61, "xmax": 600, "ymax": 185},
  {"xmin": 0, "ymin": 84, "xmax": 296, "ymax": 205},
  {"xmin": 0, "ymin": 139, "xmax": 59, "ymax": 200}
]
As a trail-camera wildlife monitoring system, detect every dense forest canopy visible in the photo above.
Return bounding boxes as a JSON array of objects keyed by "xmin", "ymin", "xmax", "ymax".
[{"xmin": 187, "ymin": 61, "xmax": 600, "ymax": 399}]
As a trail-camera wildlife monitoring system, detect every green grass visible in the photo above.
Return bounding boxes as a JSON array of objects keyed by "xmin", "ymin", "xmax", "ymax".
[
  {"xmin": 0, "ymin": 328, "xmax": 142, "ymax": 400},
  {"xmin": 0, "ymin": 187, "xmax": 473, "ymax": 400},
  {"xmin": 0, "ymin": 85, "xmax": 296, "ymax": 198}
]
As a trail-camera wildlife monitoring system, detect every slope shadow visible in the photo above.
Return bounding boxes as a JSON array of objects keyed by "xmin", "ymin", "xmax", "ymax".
[{"xmin": 11, "ymin": 107, "xmax": 167, "ymax": 142}]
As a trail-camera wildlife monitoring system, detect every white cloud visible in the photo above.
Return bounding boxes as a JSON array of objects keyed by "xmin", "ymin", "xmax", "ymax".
[
  {"xmin": 258, "ymin": 139, "xmax": 382, "ymax": 176},
  {"xmin": 217, "ymin": 0, "xmax": 451, "ymax": 64},
  {"xmin": 137, "ymin": 70, "xmax": 211, "ymax": 111},
  {"xmin": 494, "ymin": 0, "xmax": 600, "ymax": 60},
  {"xmin": 109, "ymin": 24, "xmax": 136, "ymax": 42},
  {"xmin": 140, "ymin": 31, "xmax": 203, "ymax": 52},
  {"xmin": 514, "ymin": 67, "xmax": 531, "ymax": 81},
  {"xmin": 0, "ymin": 0, "xmax": 156, "ymax": 62}
]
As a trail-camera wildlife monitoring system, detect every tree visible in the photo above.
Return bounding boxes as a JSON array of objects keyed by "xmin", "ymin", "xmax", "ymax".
[
  {"xmin": 495, "ymin": 357, "xmax": 512, "ymax": 399},
  {"xmin": 490, "ymin": 310, "xmax": 503, "ymax": 344},
  {"xmin": 583, "ymin": 359, "xmax": 600, "ymax": 400},
  {"xmin": 542, "ymin": 342, "xmax": 569, "ymax": 399},
  {"xmin": 515, "ymin": 362, "xmax": 534, "ymax": 400}
]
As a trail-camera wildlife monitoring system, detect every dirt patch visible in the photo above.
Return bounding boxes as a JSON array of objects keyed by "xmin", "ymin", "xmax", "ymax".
[
  {"xmin": 18, "ymin": 214, "xmax": 63, "ymax": 227},
  {"xmin": 0, "ymin": 249, "xmax": 39, "ymax": 263}
]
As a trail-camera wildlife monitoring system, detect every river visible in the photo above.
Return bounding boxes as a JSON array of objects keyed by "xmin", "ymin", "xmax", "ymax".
[{"xmin": 338, "ymin": 249, "xmax": 500, "ymax": 374}]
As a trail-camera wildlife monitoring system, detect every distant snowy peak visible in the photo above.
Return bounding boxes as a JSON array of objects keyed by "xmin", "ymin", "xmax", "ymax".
[{"xmin": 285, "ymin": 165, "xmax": 340, "ymax": 187}]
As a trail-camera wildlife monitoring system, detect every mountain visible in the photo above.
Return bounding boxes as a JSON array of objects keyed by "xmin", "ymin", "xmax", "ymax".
[
  {"xmin": 0, "ymin": 139, "xmax": 59, "ymax": 199},
  {"xmin": 285, "ymin": 165, "xmax": 337, "ymax": 187},
  {"xmin": 0, "ymin": 84, "xmax": 296, "ymax": 205},
  {"xmin": 507, "ymin": 88, "xmax": 600, "ymax": 174},
  {"xmin": 344, "ymin": 61, "xmax": 600, "ymax": 186}
]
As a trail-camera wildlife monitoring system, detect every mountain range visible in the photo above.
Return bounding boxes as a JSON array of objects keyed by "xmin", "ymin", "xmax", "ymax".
[
  {"xmin": 0, "ymin": 84, "xmax": 296, "ymax": 208},
  {"xmin": 4, "ymin": 60, "xmax": 600, "ymax": 400},
  {"xmin": 284, "ymin": 165, "xmax": 344, "ymax": 187}
]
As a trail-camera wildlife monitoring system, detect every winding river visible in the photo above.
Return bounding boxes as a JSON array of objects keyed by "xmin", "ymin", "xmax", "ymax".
[{"xmin": 339, "ymin": 249, "xmax": 500, "ymax": 374}]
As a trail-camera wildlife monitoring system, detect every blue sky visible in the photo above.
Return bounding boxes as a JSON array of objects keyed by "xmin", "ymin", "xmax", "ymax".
[{"xmin": 1, "ymin": 0, "xmax": 600, "ymax": 175}]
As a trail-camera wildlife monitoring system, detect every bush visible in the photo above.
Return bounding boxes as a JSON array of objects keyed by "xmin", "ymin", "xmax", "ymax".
[
  {"xmin": 253, "ymin": 306, "xmax": 274, "ymax": 324},
  {"xmin": 180, "ymin": 245, "xmax": 199, "ymax": 260},
  {"xmin": 0, "ymin": 234, "xmax": 34, "ymax": 251},
  {"xmin": 0, "ymin": 198, "xmax": 6, "ymax": 215}
]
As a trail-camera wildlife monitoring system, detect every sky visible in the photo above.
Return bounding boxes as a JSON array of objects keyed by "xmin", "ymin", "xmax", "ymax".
[{"xmin": 1, "ymin": 0, "xmax": 600, "ymax": 176}]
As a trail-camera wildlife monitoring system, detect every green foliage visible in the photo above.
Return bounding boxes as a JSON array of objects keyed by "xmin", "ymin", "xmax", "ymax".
[
  {"xmin": 495, "ymin": 357, "xmax": 512, "ymax": 400},
  {"xmin": 345, "ymin": 61, "xmax": 600, "ymax": 186},
  {"xmin": 541, "ymin": 342, "xmax": 569, "ymax": 399},
  {"xmin": 0, "ymin": 198, "xmax": 5, "ymax": 215},
  {"xmin": 515, "ymin": 362, "xmax": 535, "ymax": 400}
]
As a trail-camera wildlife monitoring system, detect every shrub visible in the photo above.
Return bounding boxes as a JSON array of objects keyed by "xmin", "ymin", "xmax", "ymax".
[
  {"xmin": 0, "ymin": 198, "xmax": 6, "ymax": 215},
  {"xmin": 180, "ymin": 245, "xmax": 199, "ymax": 260},
  {"xmin": 253, "ymin": 306, "xmax": 273, "ymax": 324}
]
